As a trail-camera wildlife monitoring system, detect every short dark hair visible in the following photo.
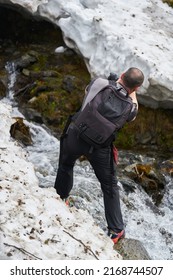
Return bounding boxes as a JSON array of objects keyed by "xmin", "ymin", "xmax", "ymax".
[{"xmin": 122, "ymin": 67, "xmax": 144, "ymax": 89}]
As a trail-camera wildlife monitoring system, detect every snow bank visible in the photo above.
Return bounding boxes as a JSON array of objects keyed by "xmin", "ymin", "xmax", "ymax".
[
  {"xmin": 0, "ymin": 101, "xmax": 121, "ymax": 260},
  {"xmin": 1, "ymin": 0, "xmax": 173, "ymax": 108}
]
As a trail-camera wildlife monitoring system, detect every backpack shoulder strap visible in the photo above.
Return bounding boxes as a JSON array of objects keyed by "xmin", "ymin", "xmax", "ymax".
[
  {"xmin": 81, "ymin": 78, "xmax": 109, "ymax": 111},
  {"xmin": 108, "ymin": 83, "xmax": 134, "ymax": 104},
  {"xmin": 108, "ymin": 83, "xmax": 137, "ymax": 121},
  {"xmin": 109, "ymin": 82, "xmax": 128, "ymax": 98}
]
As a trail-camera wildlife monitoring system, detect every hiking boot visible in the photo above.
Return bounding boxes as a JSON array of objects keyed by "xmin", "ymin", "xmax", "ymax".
[
  {"xmin": 108, "ymin": 229, "xmax": 125, "ymax": 244},
  {"xmin": 63, "ymin": 197, "xmax": 75, "ymax": 207}
]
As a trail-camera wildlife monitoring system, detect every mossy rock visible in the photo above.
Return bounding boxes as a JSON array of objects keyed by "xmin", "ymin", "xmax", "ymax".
[
  {"xmin": 14, "ymin": 48, "xmax": 90, "ymax": 134},
  {"xmin": 115, "ymin": 106, "xmax": 173, "ymax": 154}
]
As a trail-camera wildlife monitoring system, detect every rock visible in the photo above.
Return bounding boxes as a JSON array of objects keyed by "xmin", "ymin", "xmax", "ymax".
[
  {"xmin": 159, "ymin": 159, "xmax": 173, "ymax": 177},
  {"xmin": 120, "ymin": 178, "xmax": 137, "ymax": 194},
  {"xmin": 145, "ymin": 198, "xmax": 165, "ymax": 216},
  {"xmin": 10, "ymin": 117, "xmax": 33, "ymax": 146},
  {"xmin": 114, "ymin": 238, "xmax": 151, "ymax": 260},
  {"xmin": 62, "ymin": 75, "xmax": 76, "ymax": 93},
  {"xmin": 14, "ymin": 54, "xmax": 37, "ymax": 71},
  {"xmin": 19, "ymin": 107, "xmax": 44, "ymax": 124},
  {"xmin": 124, "ymin": 162, "xmax": 166, "ymax": 205},
  {"xmin": 55, "ymin": 46, "xmax": 67, "ymax": 53}
]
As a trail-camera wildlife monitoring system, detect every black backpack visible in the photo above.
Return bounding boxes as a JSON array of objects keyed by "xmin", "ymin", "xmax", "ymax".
[{"xmin": 73, "ymin": 78, "xmax": 135, "ymax": 149}]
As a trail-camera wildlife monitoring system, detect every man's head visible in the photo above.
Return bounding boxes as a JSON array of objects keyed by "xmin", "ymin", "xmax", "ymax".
[{"xmin": 119, "ymin": 67, "xmax": 144, "ymax": 93}]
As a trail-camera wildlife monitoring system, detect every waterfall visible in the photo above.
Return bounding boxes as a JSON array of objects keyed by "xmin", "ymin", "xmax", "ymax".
[{"xmin": 5, "ymin": 61, "xmax": 17, "ymax": 102}]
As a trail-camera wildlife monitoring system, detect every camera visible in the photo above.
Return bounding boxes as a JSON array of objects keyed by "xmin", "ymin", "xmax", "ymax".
[{"xmin": 108, "ymin": 72, "xmax": 119, "ymax": 81}]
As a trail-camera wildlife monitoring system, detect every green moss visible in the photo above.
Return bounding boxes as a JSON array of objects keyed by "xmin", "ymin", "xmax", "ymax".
[
  {"xmin": 114, "ymin": 106, "xmax": 173, "ymax": 153},
  {"xmin": 115, "ymin": 125, "xmax": 136, "ymax": 149},
  {"xmin": 25, "ymin": 49, "xmax": 89, "ymax": 133}
]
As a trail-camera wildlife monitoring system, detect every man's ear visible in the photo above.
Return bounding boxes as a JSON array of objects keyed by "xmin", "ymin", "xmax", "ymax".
[
  {"xmin": 120, "ymin": 73, "xmax": 124, "ymax": 79},
  {"xmin": 134, "ymin": 86, "xmax": 139, "ymax": 91},
  {"xmin": 130, "ymin": 86, "xmax": 138, "ymax": 93}
]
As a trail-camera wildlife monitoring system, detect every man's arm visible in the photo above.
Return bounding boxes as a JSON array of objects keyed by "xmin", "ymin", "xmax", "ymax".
[
  {"xmin": 127, "ymin": 91, "xmax": 138, "ymax": 122},
  {"xmin": 129, "ymin": 91, "xmax": 138, "ymax": 110}
]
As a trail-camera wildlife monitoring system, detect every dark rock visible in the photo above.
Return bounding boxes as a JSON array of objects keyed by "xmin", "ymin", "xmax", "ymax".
[
  {"xmin": 145, "ymin": 198, "xmax": 165, "ymax": 216},
  {"xmin": 19, "ymin": 108, "xmax": 44, "ymax": 124},
  {"xmin": 159, "ymin": 227, "xmax": 173, "ymax": 245},
  {"xmin": 120, "ymin": 179, "xmax": 136, "ymax": 194},
  {"xmin": 10, "ymin": 118, "xmax": 32, "ymax": 146},
  {"xmin": 14, "ymin": 54, "xmax": 37, "ymax": 71},
  {"xmin": 124, "ymin": 163, "xmax": 166, "ymax": 206}
]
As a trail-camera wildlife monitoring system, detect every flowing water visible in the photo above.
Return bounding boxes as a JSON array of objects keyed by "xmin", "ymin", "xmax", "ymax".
[
  {"xmin": 4, "ymin": 61, "xmax": 173, "ymax": 260},
  {"xmin": 5, "ymin": 61, "xmax": 17, "ymax": 102}
]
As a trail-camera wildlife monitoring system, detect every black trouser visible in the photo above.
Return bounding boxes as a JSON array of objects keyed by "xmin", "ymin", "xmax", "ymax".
[{"xmin": 54, "ymin": 125, "xmax": 124, "ymax": 232}]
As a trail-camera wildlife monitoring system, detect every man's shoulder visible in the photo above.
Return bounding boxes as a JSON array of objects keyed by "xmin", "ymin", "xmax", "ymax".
[
  {"xmin": 87, "ymin": 77, "xmax": 109, "ymax": 94},
  {"xmin": 90, "ymin": 77, "xmax": 109, "ymax": 86}
]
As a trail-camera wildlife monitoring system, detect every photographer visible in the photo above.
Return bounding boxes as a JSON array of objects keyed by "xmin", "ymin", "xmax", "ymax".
[{"xmin": 54, "ymin": 67, "xmax": 144, "ymax": 244}]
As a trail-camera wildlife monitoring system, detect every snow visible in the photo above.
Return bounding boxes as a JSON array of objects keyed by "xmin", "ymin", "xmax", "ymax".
[
  {"xmin": 0, "ymin": 101, "xmax": 121, "ymax": 260},
  {"xmin": 55, "ymin": 46, "xmax": 67, "ymax": 53},
  {"xmin": 1, "ymin": 0, "xmax": 173, "ymax": 108}
]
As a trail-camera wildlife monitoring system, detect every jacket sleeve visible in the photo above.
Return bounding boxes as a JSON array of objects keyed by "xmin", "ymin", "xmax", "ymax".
[{"xmin": 126, "ymin": 103, "xmax": 138, "ymax": 122}]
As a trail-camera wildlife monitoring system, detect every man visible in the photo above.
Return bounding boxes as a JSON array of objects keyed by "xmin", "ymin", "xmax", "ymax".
[{"xmin": 54, "ymin": 67, "xmax": 144, "ymax": 244}]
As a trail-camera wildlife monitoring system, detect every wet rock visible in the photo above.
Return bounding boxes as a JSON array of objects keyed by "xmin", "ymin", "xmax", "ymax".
[
  {"xmin": 22, "ymin": 69, "xmax": 30, "ymax": 77},
  {"xmin": 159, "ymin": 227, "xmax": 173, "ymax": 245},
  {"xmin": 124, "ymin": 163, "xmax": 165, "ymax": 205},
  {"xmin": 145, "ymin": 198, "xmax": 165, "ymax": 216},
  {"xmin": 114, "ymin": 238, "xmax": 151, "ymax": 260},
  {"xmin": 122, "ymin": 196, "xmax": 137, "ymax": 211},
  {"xmin": 14, "ymin": 54, "xmax": 37, "ymax": 71},
  {"xmin": 10, "ymin": 117, "xmax": 32, "ymax": 146},
  {"xmin": 120, "ymin": 178, "xmax": 137, "ymax": 194},
  {"xmin": 159, "ymin": 159, "xmax": 173, "ymax": 177},
  {"xmin": 19, "ymin": 107, "xmax": 44, "ymax": 124}
]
